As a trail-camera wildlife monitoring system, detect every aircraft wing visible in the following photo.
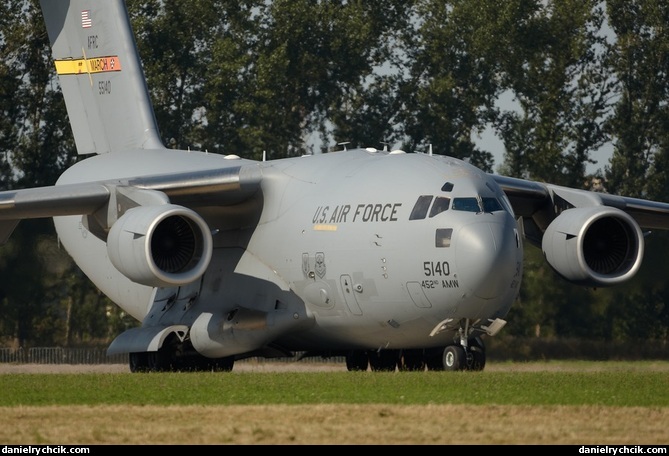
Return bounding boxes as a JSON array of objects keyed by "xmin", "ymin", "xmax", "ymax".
[
  {"xmin": 492, "ymin": 174, "xmax": 669, "ymax": 245},
  {"xmin": 0, "ymin": 183, "xmax": 109, "ymax": 243},
  {"xmin": 0, "ymin": 165, "xmax": 262, "ymax": 244}
]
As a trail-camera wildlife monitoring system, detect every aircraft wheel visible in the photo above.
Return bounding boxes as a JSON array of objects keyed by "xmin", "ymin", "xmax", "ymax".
[
  {"xmin": 398, "ymin": 349, "xmax": 425, "ymax": 371},
  {"xmin": 146, "ymin": 349, "xmax": 171, "ymax": 372},
  {"xmin": 129, "ymin": 352, "xmax": 149, "ymax": 373},
  {"xmin": 345, "ymin": 350, "xmax": 369, "ymax": 371},
  {"xmin": 369, "ymin": 349, "xmax": 399, "ymax": 372},
  {"xmin": 424, "ymin": 348, "xmax": 445, "ymax": 371},
  {"xmin": 442, "ymin": 345, "xmax": 466, "ymax": 371},
  {"xmin": 468, "ymin": 337, "xmax": 486, "ymax": 371}
]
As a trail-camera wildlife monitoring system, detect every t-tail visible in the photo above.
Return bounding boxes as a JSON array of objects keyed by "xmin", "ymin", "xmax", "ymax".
[{"xmin": 40, "ymin": 0, "xmax": 164, "ymax": 155}]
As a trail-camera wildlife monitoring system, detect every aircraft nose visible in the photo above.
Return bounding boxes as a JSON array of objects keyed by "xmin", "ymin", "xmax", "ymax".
[{"xmin": 455, "ymin": 220, "xmax": 519, "ymax": 300}]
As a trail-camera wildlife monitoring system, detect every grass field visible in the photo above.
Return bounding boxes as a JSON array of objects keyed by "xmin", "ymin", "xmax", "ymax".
[{"xmin": 0, "ymin": 360, "xmax": 668, "ymax": 444}]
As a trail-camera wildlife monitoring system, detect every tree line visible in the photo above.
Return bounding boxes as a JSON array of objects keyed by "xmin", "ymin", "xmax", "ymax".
[{"xmin": 0, "ymin": 0, "xmax": 667, "ymax": 347}]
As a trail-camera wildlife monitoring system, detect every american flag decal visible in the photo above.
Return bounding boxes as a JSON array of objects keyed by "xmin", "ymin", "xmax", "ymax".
[{"xmin": 81, "ymin": 10, "xmax": 92, "ymax": 28}]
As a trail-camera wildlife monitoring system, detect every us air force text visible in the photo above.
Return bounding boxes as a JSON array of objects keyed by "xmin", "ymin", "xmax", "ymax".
[{"xmin": 312, "ymin": 203, "xmax": 402, "ymax": 224}]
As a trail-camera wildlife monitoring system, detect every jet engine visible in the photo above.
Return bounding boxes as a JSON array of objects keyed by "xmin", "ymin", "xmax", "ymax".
[
  {"xmin": 107, "ymin": 204, "xmax": 213, "ymax": 287},
  {"xmin": 541, "ymin": 206, "xmax": 644, "ymax": 287}
]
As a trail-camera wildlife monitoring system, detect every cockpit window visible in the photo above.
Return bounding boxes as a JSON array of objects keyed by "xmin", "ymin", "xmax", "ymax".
[
  {"xmin": 452, "ymin": 197, "xmax": 504, "ymax": 213},
  {"xmin": 482, "ymin": 197, "xmax": 503, "ymax": 212},
  {"xmin": 429, "ymin": 197, "xmax": 450, "ymax": 217},
  {"xmin": 409, "ymin": 195, "xmax": 433, "ymax": 220},
  {"xmin": 412, "ymin": 195, "xmax": 505, "ymax": 220},
  {"xmin": 452, "ymin": 197, "xmax": 480, "ymax": 212}
]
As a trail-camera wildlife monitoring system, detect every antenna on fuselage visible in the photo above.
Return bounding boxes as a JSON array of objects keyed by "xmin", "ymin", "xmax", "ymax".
[
  {"xmin": 338, "ymin": 142, "xmax": 350, "ymax": 151},
  {"xmin": 429, "ymin": 144, "xmax": 433, "ymax": 156},
  {"xmin": 263, "ymin": 150, "xmax": 266, "ymax": 161},
  {"xmin": 381, "ymin": 141, "xmax": 390, "ymax": 152}
]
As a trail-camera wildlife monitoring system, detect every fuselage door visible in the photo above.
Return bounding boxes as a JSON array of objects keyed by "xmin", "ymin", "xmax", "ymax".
[
  {"xmin": 406, "ymin": 281, "xmax": 432, "ymax": 308},
  {"xmin": 340, "ymin": 274, "xmax": 363, "ymax": 316}
]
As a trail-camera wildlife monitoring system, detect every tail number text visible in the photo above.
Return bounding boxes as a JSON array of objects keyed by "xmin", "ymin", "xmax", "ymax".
[
  {"xmin": 99, "ymin": 80, "xmax": 111, "ymax": 95},
  {"xmin": 423, "ymin": 261, "xmax": 450, "ymax": 277}
]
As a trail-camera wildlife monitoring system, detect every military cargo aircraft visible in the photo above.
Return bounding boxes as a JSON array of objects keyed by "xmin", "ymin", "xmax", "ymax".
[{"xmin": 1, "ymin": 0, "xmax": 668, "ymax": 372}]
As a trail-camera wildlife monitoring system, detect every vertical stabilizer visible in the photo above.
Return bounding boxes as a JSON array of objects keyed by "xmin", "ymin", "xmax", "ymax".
[{"xmin": 39, "ymin": 0, "xmax": 164, "ymax": 154}]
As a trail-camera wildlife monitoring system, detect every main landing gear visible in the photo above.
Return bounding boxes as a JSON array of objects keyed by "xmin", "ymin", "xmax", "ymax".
[
  {"xmin": 128, "ymin": 351, "xmax": 235, "ymax": 372},
  {"xmin": 344, "ymin": 336, "xmax": 486, "ymax": 372},
  {"xmin": 128, "ymin": 334, "xmax": 235, "ymax": 372}
]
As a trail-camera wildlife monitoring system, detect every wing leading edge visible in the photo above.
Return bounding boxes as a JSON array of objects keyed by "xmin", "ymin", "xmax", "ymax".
[
  {"xmin": 0, "ymin": 164, "xmax": 262, "ymax": 244},
  {"xmin": 492, "ymin": 174, "xmax": 669, "ymax": 246}
]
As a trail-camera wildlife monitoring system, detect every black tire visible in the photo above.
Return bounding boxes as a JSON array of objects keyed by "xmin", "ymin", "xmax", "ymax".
[
  {"xmin": 398, "ymin": 349, "xmax": 425, "ymax": 371},
  {"xmin": 146, "ymin": 349, "xmax": 170, "ymax": 372},
  {"xmin": 468, "ymin": 337, "xmax": 486, "ymax": 371},
  {"xmin": 424, "ymin": 347, "xmax": 445, "ymax": 371},
  {"xmin": 129, "ymin": 352, "xmax": 149, "ymax": 373},
  {"xmin": 442, "ymin": 345, "xmax": 466, "ymax": 371},
  {"xmin": 369, "ymin": 349, "xmax": 399, "ymax": 372},
  {"xmin": 345, "ymin": 350, "xmax": 369, "ymax": 371}
]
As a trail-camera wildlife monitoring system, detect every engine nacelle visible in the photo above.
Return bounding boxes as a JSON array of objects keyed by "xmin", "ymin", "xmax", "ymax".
[
  {"xmin": 107, "ymin": 204, "xmax": 213, "ymax": 287},
  {"xmin": 541, "ymin": 206, "xmax": 644, "ymax": 287}
]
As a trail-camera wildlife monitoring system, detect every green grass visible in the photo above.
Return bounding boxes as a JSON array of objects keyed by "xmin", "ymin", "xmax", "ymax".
[{"xmin": 1, "ymin": 364, "xmax": 668, "ymax": 407}]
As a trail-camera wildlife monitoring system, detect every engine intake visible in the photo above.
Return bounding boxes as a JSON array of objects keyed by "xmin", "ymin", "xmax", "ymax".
[
  {"xmin": 541, "ymin": 206, "xmax": 644, "ymax": 287},
  {"xmin": 107, "ymin": 204, "xmax": 213, "ymax": 287}
]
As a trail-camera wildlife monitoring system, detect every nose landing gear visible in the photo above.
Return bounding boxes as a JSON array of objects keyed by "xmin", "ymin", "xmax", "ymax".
[
  {"xmin": 343, "ymin": 335, "xmax": 487, "ymax": 372},
  {"xmin": 441, "ymin": 336, "xmax": 486, "ymax": 371},
  {"xmin": 423, "ymin": 335, "xmax": 486, "ymax": 371}
]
